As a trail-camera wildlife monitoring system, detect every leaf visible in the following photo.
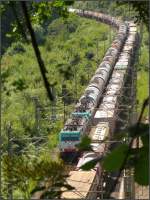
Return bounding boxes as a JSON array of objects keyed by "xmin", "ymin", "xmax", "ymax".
[
  {"xmin": 134, "ymin": 147, "xmax": 149, "ymax": 185},
  {"xmin": 41, "ymin": 190, "xmax": 62, "ymax": 199},
  {"xmin": 128, "ymin": 123, "xmax": 149, "ymax": 138},
  {"xmin": 75, "ymin": 135, "xmax": 92, "ymax": 151},
  {"xmin": 63, "ymin": 183, "xmax": 75, "ymax": 190},
  {"xmin": 102, "ymin": 144, "xmax": 129, "ymax": 172},
  {"xmin": 62, "ymin": 174, "xmax": 70, "ymax": 178},
  {"xmin": 141, "ymin": 134, "xmax": 149, "ymax": 148},
  {"xmin": 6, "ymin": 33, "xmax": 12, "ymax": 38},
  {"xmin": 64, "ymin": 1, "xmax": 74, "ymax": 6},
  {"xmin": 31, "ymin": 186, "xmax": 45, "ymax": 194},
  {"xmin": 12, "ymin": 26, "xmax": 17, "ymax": 33},
  {"xmin": 80, "ymin": 158, "xmax": 99, "ymax": 171},
  {"xmin": 53, "ymin": 181, "xmax": 72, "ymax": 189}
]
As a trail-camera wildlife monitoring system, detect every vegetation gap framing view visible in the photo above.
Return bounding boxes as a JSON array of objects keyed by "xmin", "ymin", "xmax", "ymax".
[{"xmin": 1, "ymin": 0, "xmax": 149, "ymax": 199}]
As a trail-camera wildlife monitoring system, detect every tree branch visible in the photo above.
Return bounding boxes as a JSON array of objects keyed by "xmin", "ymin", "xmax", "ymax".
[{"xmin": 21, "ymin": 1, "xmax": 54, "ymax": 102}]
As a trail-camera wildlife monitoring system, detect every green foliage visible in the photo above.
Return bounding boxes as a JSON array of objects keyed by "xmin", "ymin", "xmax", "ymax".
[
  {"xmin": 64, "ymin": 1, "xmax": 74, "ymax": 6},
  {"xmin": 33, "ymin": 24, "xmax": 46, "ymax": 45},
  {"xmin": 80, "ymin": 158, "xmax": 99, "ymax": 171},
  {"xmin": 0, "ymin": 3, "xmax": 7, "ymax": 14},
  {"xmin": 2, "ymin": 0, "xmax": 74, "ymax": 53},
  {"xmin": 12, "ymin": 78, "xmax": 27, "ymax": 91},
  {"xmin": 76, "ymin": 135, "xmax": 92, "ymax": 151},
  {"xmin": 102, "ymin": 144, "xmax": 129, "ymax": 172},
  {"xmin": 137, "ymin": 70, "xmax": 148, "ymax": 117},
  {"xmin": 2, "ymin": 153, "xmax": 68, "ymax": 199},
  {"xmin": 57, "ymin": 63, "xmax": 74, "ymax": 80},
  {"xmin": 128, "ymin": 123, "xmax": 148, "ymax": 138},
  {"xmin": 131, "ymin": 123, "xmax": 149, "ymax": 186},
  {"xmin": 47, "ymin": 17, "xmax": 66, "ymax": 36},
  {"xmin": 134, "ymin": 146, "xmax": 148, "ymax": 185},
  {"xmin": 85, "ymin": 51, "xmax": 94, "ymax": 60},
  {"xmin": 31, "ymin": 2, "xmax": 53, "ymax": 25},
  {"xmin": 6, "ymin": 42, "xmax": 26, "ymax": 56},
  {"xmin": 70, "ymin": 53, "xmax": 80, "ymax": 65}
]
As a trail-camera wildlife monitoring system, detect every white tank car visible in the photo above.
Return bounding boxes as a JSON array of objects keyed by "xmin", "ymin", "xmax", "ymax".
[{"xmin": 95, "ymin": 62, "xmax": 112, "ymax": 74}]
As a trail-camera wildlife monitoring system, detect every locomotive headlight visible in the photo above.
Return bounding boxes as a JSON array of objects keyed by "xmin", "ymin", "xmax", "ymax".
[{"xmin": 67, "ymin": 142, "xmax": 72, "ymax": 145}]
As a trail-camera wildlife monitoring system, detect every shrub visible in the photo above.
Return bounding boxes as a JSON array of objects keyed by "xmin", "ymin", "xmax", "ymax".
[
  {"xmin": 85, "ymin": 51, "xmax": 94, "ymax": 60},
  {"xmin": 67, "ymin": 22, "xmax": 77, "ymax": 33},
  {"xmin": 33, "ymin": 24, "xmax": 45, "ymax": 45},
  {"xmin": 12, "ymin": 78, "xmax": 27, "ymax": 91},
  {"xmin": 47, "ymin": 18, "xmax": 64, "ymax": 36},
  {"xmin": 6, "ymin": 42, "xmax": 26, "ymax": 56}
]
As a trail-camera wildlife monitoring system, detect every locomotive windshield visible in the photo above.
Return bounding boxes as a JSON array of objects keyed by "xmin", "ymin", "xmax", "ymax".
[
  {"xmin": 60, "ymin": 132, "xmax": 80, "ymax": 141},
  {"xmin": 61, "ymin": 136, "xmax": 80, "ymax": 141}
]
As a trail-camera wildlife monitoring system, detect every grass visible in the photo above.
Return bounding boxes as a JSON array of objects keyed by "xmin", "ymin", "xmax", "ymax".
[
  {"xmin": 137, "ymin": 70, "xmax": 148, "ymax": 118},
  {"xmin": 136, "ymin": 25, "xmax": 149, "ymax": 119}
]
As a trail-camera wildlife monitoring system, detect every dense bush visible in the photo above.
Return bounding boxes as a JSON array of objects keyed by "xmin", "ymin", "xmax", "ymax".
[
  {"xmin": 6, "ymin": 42, "xmax": 26, "ymax": 55},
  {"xmin": 47, "ymin": 18, "xmax": 65, "ymax": 36},
  {"xmin": 33, "ymin": 24, "xmax": 46, "ymax": 45},
  {"xmin": 12, "ymin": 78, "xmax": 27, "ymax": 91}
]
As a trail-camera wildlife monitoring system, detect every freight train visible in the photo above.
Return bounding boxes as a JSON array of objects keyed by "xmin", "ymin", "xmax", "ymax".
[
  {"xmin": 60, "ymin": 9, "xmax": 138, "ymax": 199},
  {"xmin": 59, "ymin": 9, "xmax": 129, "ymax": 153}
]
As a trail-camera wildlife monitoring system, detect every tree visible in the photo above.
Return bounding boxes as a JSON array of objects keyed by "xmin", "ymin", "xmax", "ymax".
[{"xmin": 70, "ymin": 53, "xmax": 80, "ymax": 101}]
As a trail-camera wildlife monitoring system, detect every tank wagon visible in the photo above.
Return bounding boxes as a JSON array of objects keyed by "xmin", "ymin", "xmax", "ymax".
[{"xmin": 59, "ymin": 9, "xmax": 129, "ymax": 153}]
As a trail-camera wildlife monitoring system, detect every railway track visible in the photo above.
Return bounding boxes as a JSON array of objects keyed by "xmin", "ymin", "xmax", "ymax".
[{"xmin": 32, "ymin": 9, "xmax": 138, "ymax": 200}]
